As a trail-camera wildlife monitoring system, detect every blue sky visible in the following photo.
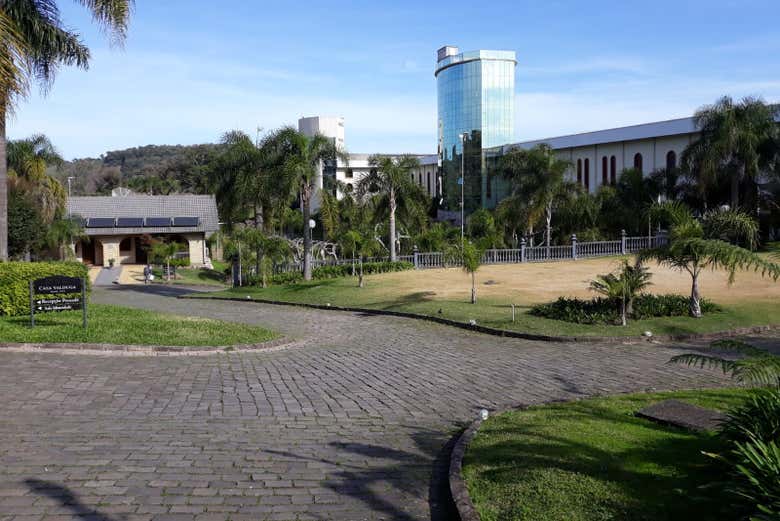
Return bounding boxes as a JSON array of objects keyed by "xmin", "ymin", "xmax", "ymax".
[{"xmin": 8, "ymin": 0, "xmax": 780, "ymax": 159}]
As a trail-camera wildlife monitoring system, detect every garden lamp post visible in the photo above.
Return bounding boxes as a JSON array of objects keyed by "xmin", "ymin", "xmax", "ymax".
[{"xmin": 460, "ymin": 132, "xmax": 468, "ymax": 242}]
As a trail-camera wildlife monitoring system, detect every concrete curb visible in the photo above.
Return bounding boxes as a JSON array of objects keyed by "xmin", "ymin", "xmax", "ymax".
[
  {"xmin": 185, "ymin": 295, "xmax": 779, "ymax": 344},
  {"xmin": 448, "ymin": 417, "xmax": 484, "ymax": 521},
  {"xmin": 0, "ymin": 335, "xmax": 290, "ymax": 356}
]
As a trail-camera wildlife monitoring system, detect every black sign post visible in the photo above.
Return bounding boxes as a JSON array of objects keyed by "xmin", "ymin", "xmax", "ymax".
[{"xmin": 29, "ymin": 276, "xmax": 87, "ymax": 329}]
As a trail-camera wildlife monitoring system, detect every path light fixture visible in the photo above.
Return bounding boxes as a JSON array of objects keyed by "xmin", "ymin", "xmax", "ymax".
[
  {"xmin": 460, "ymin": 132, "xmax": 468, "ymax": 242},
  {"xmin": 480, "ymin": 409, "xmax": 489, "ymax": 420}
]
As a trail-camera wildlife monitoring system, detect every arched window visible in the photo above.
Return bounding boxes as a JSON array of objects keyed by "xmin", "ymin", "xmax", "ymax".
[
  {"xmin": 601, "ymin": 156, "xmax": 608, "ymax": 186},
  {"xmin": 633, "ymin": 153, "xmax": 643, "ymax": 173},
  {"xmin": 584, "ymin": 158, "xmax": 590, "ymax": 191},
  {"xmin": 610, "ymin": 156, "xmax": 617, "ymax": 185},
  {"xmin": 666, "ymin": 150, "xmax": 676, "ymax": 170},
  {"xmin": 119, "ymin": 237, "xmax": 132, "ymax": 252},
  {"xmin": 577, "ymin": 159, "xmax": 582, "ymax": 185}
]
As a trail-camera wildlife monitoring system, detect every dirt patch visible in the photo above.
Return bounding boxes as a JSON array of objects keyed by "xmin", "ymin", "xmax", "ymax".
[{"xmin": 372, "ymin": 258, "xmax": 780, "ymax": 305}]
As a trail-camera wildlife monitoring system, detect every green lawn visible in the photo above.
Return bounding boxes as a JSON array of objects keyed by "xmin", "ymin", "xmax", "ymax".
[
  {"xmin": 0, "ymin": 304, "xmax": 276, "ymax": 346},
  {"xmin": 195, "ymin": 277, "xmax": 780, "ymax": 338},
  {"xmin": 463, "ymin": 388, "xmax": 753, "ymax": 521},
  {"xmin": 153, "ymin": 265, "xmax": 228, "ymax": 287}
]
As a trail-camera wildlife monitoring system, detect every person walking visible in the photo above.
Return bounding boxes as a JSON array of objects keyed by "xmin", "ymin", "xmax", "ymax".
[{"xmin": 143, "ymin": 264, "xmax": 152, "ymax": 285}]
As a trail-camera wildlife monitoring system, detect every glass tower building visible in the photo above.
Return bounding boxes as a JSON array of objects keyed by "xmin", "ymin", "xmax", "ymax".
[{"xmin": 435, "ymin": 46, "xmax": 516, "ymax": 214}]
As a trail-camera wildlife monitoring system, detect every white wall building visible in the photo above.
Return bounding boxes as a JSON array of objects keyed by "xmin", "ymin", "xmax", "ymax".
[{"xmin": 504, "ymin": 116, "xmax": 700, "ymax": 195}]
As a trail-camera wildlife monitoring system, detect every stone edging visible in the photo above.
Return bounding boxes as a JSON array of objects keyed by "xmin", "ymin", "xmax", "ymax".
[
  {"xmin": 186, "ymin": 295, "xmax": 779, "ymax": 344},
  {"xmin": 448, "ymin": 417, "xmax": 484, "ymax": 521},
  {"xmin": 0, "ymin": 336, "xmax": 290, "ymax": 356}
]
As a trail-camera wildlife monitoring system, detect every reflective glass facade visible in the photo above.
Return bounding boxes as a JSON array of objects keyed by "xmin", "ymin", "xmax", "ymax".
[{"xmin": 436, "ymin": 49, "xmax": 516, "ymax": 213}]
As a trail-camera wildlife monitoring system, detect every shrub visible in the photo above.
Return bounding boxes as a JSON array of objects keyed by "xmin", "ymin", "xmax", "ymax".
[
  {"xmin": 0, "ymin": 261, "xmax": 89, "ymax": 316},
  {"xmin": 529, "ymin": 294, "xmax": 721, "ymax": 324},
  {"xmin": 728, "ymin": 437, "xmax": 780, "ymax": 521},
  {"xmin": 720, "ymin": 388, "xmax": 780, "ymax": 446}
]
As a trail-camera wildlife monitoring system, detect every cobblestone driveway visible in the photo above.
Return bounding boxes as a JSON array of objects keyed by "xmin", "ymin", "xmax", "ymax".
[{"xmin": 0, "ymin": 286, "xmax": 742, "ymax": 521}]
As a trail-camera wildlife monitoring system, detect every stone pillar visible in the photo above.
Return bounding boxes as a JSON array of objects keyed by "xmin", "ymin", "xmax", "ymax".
[
  {"xmin": 520, "ymin": 238, "xmax": 526, "ymax": 263},
  {"xmin": 620, "ymin": 229, "xmax": 627, "ymax": 255},
  {"xmin": 185, "ymin": 233, "xmax": 205, "ymax": 267},
  {"xmin": 571, "ymin": 234, "xmax": 578, "ymax": 260},
  {"xmin": 101, "ymin": 237, "xmax": 121, "ymax": 267}
]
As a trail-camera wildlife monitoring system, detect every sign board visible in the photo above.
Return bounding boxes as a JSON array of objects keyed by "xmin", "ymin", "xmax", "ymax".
[
  {"xmin": 33, "ymin": 276, "xmax": 82, "ymax": 295},
  {"xmin": 34, "ymin": 297, "xmax": 82, "ymax": 313},
  {"xmin": 29, "ymin": 276, "xmax": 87, "ymax": 329}
]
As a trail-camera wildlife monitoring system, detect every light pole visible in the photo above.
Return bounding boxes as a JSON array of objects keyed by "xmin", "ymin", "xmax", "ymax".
[{"xmin": 459, "ymin": 132, "xmax": 468, "ymax": 242}]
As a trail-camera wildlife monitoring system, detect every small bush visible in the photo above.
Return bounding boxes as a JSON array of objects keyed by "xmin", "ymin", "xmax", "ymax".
[
  {"xmin": 529, "ymin": 294, "xmax": 721, "ymax": 324},
  {"xmin": 270, "ymin": 271, "xmax": 303, "ymax": 285},
  {"xmin": 0, "ymin": 261, "xmax": 89, "ymax": 316}
]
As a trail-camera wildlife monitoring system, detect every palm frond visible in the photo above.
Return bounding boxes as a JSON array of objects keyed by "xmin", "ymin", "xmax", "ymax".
[
  {"xmin": 669, "ymin": 353, "xmax": 738, "ymax": 375},
  {"xmin": 75, "ymin": 0, "xmax": 133, "ymax": 45}
]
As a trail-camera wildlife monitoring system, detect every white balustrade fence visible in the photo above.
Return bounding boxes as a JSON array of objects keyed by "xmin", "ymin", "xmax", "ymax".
[{"xmin": 266, "ymin": 232, "xmax": 667, "ymax": 273}]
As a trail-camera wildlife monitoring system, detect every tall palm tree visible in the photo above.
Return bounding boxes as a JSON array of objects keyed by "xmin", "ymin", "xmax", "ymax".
[
  {"xmin": 263, "ymin": 126, "xmax": 346, "ymax": 280},
  {"xmin": 500, "ymin": 143, "xmax": 573, "ymax": 258},
  {"xmin": 640, "ymin": 201, "xmax": 780, "ymax": 317},
  {"xmin": 354, "ymin": 154, "xmax": 424, "ymax": 261},
  {"xmin": 682, "ymin": 96, "xmax": 778, "ymax": 211},
  {"xmin": 0, "ymin": 0, "xmax": 133, "ymax": 260}
]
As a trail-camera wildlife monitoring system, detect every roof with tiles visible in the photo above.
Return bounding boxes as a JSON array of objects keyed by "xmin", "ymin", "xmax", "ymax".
[{"xmin": 67, "ymin": 194, "xmax": 219, "ymax": 236}]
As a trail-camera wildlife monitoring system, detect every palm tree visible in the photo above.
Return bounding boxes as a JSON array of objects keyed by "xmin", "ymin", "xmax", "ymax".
[
  {"xmin": 46, "ymin": 214, "xmax": 85, "ymax": 259},
  {"xmin": 589, "ymin": 259, "xmax": 652, "ymax": 325},
  {"xmin": 445, "ymin": 239, "xmax": 483, "ymax": 304},
  {"xmin": 6, "ymin": 133, "xmax": 65, "ymax": 223},
  {"xmin": 263, "ymin": 126, "xmax": 346, "ymax": 280},
  {"xmin": 355, "ymin": 154, "xmax": 425, "ymax": 262},
  {"xmin": 499, "ymin": 144, "xmax": 573, "ymax": 258},
  {"xmin": 0, "ymin": 0, "xmax": 133, "ymax": 261},
  {"xmin": 640, "ymin": 201, "xmax": 780, "ymax": 317},
  {"xmin": 682, "ymin": 96, "xmax": 778, "ymax": 210}
]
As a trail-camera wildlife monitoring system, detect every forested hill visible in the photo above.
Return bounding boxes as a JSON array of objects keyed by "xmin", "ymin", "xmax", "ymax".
[{"xmin": 52, "ymin": 143, "xmax": 221, "ymax": 195}]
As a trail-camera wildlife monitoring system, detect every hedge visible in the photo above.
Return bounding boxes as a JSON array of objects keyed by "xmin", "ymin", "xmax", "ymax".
[
  {"xmin": 529, "ymin": 294, "xmax": 721, "ymax": 324},
  {"xmin": 312, "ymin": 261, "xmax": 414, "ymax": 279},
  {"xmin": 241, "ymin": 261, "xmax": 415, "ymax": 286},
  {"xmin": 0, "ymin": 261, "xmax": 90, "ymax": 316}
]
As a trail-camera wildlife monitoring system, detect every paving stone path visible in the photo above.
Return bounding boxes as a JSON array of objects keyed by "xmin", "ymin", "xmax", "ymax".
[{"xmin": 0, "ymin": 286, "xmax": 750, "ymax": 521}]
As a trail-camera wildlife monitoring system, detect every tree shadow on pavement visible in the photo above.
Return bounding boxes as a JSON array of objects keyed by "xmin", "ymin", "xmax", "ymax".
[
  {"xmin": 261, "ymin": 424, "xmax": 464, "ymax": 521},
  {"xmin": 24, "ymin": 479, "xmax": 118, "ymax": 521}
]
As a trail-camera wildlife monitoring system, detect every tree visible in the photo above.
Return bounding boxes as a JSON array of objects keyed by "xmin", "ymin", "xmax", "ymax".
[
  {"xmin": 263, "ymin": 126, "xmax": 346, "ymax": 280},
  {"xmin": 149, "ymin": 241, "xmax": 181, "ymax": 282},
  {"xmin": 499, "ymin": 144, "xmax": 573, "ymax": 257},
  {"xmin": 0, "ymin": 0, "xmax": 133, "ymax": 260},
  {"xmin": 7, "ymin": 133, "xmax": 65, "ymax": 223},
  {"xmin": 46, "ymin": 214, "xmax": 85, "ymax": 259},
  {"xmin": 355, "ymin": 154, "xmax": 425, "ymax": 262},
  {"xmin": 448, "ymin": 239, "xmax": 483, "ymax": 304},
  {"xmin": 683, "ymin": 96, "xmax": 778, "ymax": 210},
  {"xmin": 640, "ymin": 201, "xmax": 780, "ymax": 317},
  {"xmin": 7, "ymin": 187, "xmax": 43, "ymax": 259},
  {"xmin": 467, "ymin": 208, "xmax": 504, "ymax": 249},
  {"xmin": 589, "ymin": 259, "xmax": 652, "ymax": 326}
]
